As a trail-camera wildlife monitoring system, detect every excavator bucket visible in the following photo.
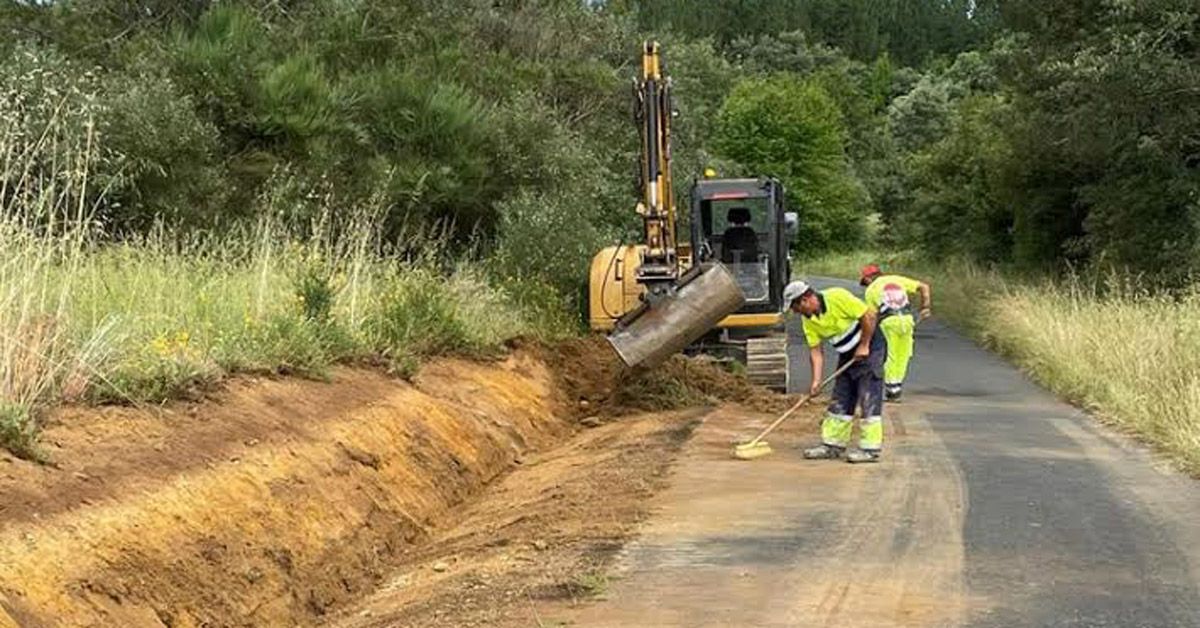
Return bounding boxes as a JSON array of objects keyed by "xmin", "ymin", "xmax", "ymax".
[{"xmin": 607, "ymin": 264, "xmax": 745, "ymax": 369}]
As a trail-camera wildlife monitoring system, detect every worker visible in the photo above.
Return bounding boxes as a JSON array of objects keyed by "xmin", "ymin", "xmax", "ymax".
[
  {"xmin": 859, "ymin": 264, "xmax": 932, "ymax": 402},
  {"xmin": 784, "ymin": 280, "xmax": 887, "ymax": 463}
]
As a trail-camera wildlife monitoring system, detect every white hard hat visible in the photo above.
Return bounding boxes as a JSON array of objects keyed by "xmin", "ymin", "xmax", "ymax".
[{"xmin": 783, "ymin": 280, "xmax": 811, "ymax": 307}]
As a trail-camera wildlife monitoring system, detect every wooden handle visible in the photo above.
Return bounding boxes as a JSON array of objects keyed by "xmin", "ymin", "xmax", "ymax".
[{"xmin": 744, "ymin": 358, "xmax": 857, "ymax": 447}]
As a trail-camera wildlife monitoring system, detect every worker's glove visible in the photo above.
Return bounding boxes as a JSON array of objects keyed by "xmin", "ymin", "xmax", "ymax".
[{"xmin": 919, "ymin": 307, "xmax": 933, "ymax": 321}]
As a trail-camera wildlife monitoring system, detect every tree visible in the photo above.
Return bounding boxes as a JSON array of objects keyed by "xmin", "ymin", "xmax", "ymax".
[
  {"xmin": 715, "ymin": 74, "xmax": 868, "ymax": 253},
  {"xmin": 630, "ymin": 0, "xmax": 990, "ymax": 66},
  {"xmin": 906, "ymin": 94, "xmax": 1015, "ymax": 261},
  {"xmin": 997, "ymin": 1, "xmax": 1200, "ymax": 280}
]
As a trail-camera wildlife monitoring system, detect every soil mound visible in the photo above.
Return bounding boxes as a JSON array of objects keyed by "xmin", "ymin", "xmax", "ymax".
[{"xmin": 540, "ymin": 336, "xmax": 792, "ymax": 418}]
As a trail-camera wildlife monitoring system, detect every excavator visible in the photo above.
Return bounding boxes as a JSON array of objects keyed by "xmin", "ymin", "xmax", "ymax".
[{"xmin": 587, "ymin": 42, "xmax": 797, "ymax": 390}]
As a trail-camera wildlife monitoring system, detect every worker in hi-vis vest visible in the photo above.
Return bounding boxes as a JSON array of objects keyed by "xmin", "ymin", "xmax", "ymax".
[
  {"xmin": 859, "ymin": 264, "xmax": 932, "ymax": 402},
  {"xmin": 784, "ymin": 280, "xmax": 886, "ymax": 464}
]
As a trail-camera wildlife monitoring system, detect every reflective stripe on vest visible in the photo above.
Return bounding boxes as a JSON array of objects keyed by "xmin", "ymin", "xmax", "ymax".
[{"xmin": 831, "ymin": 322, "xmax": 862, "ymax": 354}]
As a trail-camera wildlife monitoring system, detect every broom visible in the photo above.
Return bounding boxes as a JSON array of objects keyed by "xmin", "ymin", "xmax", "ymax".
[{"xmin": 731, "ymin": 357, "xmax": 856, "ymax": 461}]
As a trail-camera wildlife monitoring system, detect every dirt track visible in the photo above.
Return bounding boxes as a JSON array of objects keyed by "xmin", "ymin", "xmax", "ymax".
[
  {"xmin": 546, "ymin": 314, "xmax": 1200, "ymax": 627},
  {"xmin": 555, "ymin": 397, "xmax": 967, "ymax": 627},
  {"xmin": 329, "ymin": 408, "xmax": 712, "ymax": 627}
]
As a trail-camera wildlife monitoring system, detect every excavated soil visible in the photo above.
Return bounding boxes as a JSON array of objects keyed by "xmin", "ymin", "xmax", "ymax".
[
  {"xmin": 0, "ymin": 353, "xmax": 570, "ymax": 627},
  {"xmin": 537, "ymin": 336, "xmax": 790, "ymax": 417},
  {"xmin": 0, "ymin": 342, "xmax": 787, "ymax": 627}
]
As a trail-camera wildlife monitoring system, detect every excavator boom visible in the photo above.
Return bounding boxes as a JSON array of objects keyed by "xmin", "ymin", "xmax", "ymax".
[
  {"xmin": 634, "ymin": 41, "xmax": 678, "ymax": 293},
  {"xmin": 603, "ymin": 42, "xmax": 746, "ymax": 369}
]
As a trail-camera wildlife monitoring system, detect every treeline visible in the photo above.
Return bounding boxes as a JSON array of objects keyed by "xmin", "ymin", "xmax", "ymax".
[
  {"xmin": 617, "ymin": 0, "xmax": 995, "ymax": 66},
  {"xmin": 630, "ymin": 0, "xmax": 1200, "ymax": 285},
  {"xmin": 2, "ymin": 0, "xmax": 905, "ymax": 297},
  {"xmin": 2, "ymin": 0, "xmax": 675, "ymax": 307},
  {"xmin": 3, "ymin": 0, "xmax": 1196, "ymax": 296},
  {"xmin": 888, "ymin": 1, "xmax": 1200, "ymax": 285}
]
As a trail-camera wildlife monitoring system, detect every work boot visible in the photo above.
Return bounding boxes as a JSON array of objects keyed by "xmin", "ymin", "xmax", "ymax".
[
  {"xmin": 885, "ymin": 390, "xmax": 902, "ymax": 402},
  {"xmin": 803, "ymin": 444, "xmax": 844, "ymax": 460},
  {"xmin": 846, "ymin": 449, "xmax": 881, "ymax": 464}
]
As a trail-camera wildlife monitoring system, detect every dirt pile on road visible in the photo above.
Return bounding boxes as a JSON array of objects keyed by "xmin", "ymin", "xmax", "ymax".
[{"xmin": 541, "ymin": 336, "xmax": 791, "ymax": 418}]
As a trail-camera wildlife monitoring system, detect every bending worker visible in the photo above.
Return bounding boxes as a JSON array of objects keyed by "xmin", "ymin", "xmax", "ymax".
[
  {"xmin": 859, "ymin": 264, "xmax": 932, "ymax": 402},
  {"xmin": 785, "ymin": 280, "xmax": 886, "ymax": 464}
]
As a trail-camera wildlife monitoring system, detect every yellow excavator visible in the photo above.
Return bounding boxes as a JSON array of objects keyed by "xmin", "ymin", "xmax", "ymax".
[{"xmin": 587, "ymin": 42, "xmax": 796, "ymax": 390}]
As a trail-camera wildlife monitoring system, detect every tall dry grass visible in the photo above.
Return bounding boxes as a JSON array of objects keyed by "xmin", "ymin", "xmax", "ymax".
[
  {"xmin": 0, "ymin": 71, "xmax": 562, "ymax": 459},
  {"xmin": 797, "ymin": 251, "xmax": 1200, "ymax": 475},
  {"xmin": 978, "ymin": 274, "xmax": 1200, "ymax": 474},
  {"xmin": 0, "ymin": 74, "xmax": 108, "ymax": 457}
]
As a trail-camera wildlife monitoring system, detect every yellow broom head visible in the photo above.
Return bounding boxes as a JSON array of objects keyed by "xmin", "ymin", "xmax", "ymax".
[{"xmin": 732, "ymin": 441, "xmax": 772, "ymax": 460}]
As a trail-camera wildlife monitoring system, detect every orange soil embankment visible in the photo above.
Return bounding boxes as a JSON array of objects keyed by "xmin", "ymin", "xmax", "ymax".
[
  {"xmin": 0, "ymin": 338, "xmax": 787, "ymax": 627},
  {"xmin": 0, "ymin": 353, "xmax": 571, "ymax": 627}
]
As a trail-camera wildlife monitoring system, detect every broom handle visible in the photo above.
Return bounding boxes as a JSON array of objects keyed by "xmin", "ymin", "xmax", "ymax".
[{"xmin": 744, "ymin": 357, "xmax": 857, "ymax": 447}]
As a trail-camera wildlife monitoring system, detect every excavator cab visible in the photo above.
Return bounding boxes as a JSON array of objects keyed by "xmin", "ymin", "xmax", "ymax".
[
  {"xmin": 686, "ymin": 177, "xmax": 798, "ymax": 389},
  {"xmin": 691, "ymin": 177, "xmax": 794, "ymax": 315}
]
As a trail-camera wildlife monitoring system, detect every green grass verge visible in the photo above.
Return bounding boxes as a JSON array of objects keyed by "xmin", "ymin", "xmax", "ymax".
[
  {"xmin": 0, "ymin": 89, "xmax": 580, "ymax": 459},
  {"xmin": 0, "ymin": 226, "xmax": 574, "ymax": 459}
]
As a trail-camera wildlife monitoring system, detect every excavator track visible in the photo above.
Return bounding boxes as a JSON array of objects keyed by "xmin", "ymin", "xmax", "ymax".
[{"xmin": 746, "ymin": 335, "xmax": 789, "ymax": 391}]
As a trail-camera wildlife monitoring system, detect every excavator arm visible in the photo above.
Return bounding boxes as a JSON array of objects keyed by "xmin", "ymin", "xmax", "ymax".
[
  {"xmin": 600, "ymin": 42, "xmax": 747, "ymax": 369},
  {"xmin": 633, "ymin": 41, "xmax": 679, "ymax": 295}
]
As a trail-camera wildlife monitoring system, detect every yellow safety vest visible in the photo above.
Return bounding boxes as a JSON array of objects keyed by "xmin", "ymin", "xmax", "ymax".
[
  {"xmin": 864, "ymin": 274, "xmax": 921, "ymax": 315},
  {"xmin": 801, "ymin": 287, "xmax": 868, "ymax": 354}
]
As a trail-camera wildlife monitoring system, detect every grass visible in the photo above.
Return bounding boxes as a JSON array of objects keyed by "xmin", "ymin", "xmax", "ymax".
[
  {"xmin": 0, "ymin": 85, "xmax": 572, "ymax": 459},
  {"xmin": 794, "ymin": 249, "xmax": 915, "ymax": 281},
  {"xmin": 0, "ymin": 222, "xmax": 561, "ymax": 460},
  {"xmin": 971, "ymin": 274, "xmax": 1200, "ymax": 475},
  {"xmin": 568, "ymin": 571, "xmax": 611, "ymax": 598},
  {"xmin": 798, "ymin": 250, "xmax": 1200, "ymax": 475}
]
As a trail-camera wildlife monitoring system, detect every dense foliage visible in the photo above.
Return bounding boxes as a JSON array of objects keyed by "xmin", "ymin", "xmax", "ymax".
[
  {"xmin": 715, "ymin": 74, "xmax": 867, "ymax": 251},
  {"xmin": 2, "ymin": 0, "xmax": 1196, "ymax": 291},
  {"xmin": 2, "ymin": 0, "xmax": 641, "ymax": 308},
  {"xmin": 620, "ymin": 0, "xmax": 992, "ymax": 66},
  {"xmin": 630, "ymin": 0, "xmax": 1200, "ymax": 284},
  {"xmin": 895, "ymin": 2, "xmax": 1198, "ymax": 284}
]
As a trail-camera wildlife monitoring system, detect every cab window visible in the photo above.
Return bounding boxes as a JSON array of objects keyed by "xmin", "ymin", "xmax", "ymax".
[{"xmin": 701, "ymin": 197, "xmax": 770, "ymax": 235}]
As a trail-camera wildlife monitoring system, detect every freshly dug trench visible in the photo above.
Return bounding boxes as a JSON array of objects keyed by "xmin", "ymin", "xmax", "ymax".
[
  {"xmin": 0, "ymin": 354, "xmax": 571, "ymax": 627},
  {"xmin": 330, "ymin": 408, "xmax": 708, "ymax": 628},
  {"xmin": 0, "ymin": 342, "xmax": 786, "ymax": 627}
]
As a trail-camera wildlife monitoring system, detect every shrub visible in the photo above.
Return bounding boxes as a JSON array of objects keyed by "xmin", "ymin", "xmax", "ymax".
[
  {"xmin": 715, "ymin": 74, "xmax": 869, "ymax": 254},
  {"xmin": 375, "ymin": 271, "xmax": 473, "ymax": 360},
  {"xmin": 1, "ymin": 400, "xmax": 39, "ymax": 460}
]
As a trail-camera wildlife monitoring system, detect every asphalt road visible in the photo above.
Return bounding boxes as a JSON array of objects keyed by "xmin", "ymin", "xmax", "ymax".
[{"xmin": 568, "ymin": 277, "xmax": 1200, "ymax": 627}]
